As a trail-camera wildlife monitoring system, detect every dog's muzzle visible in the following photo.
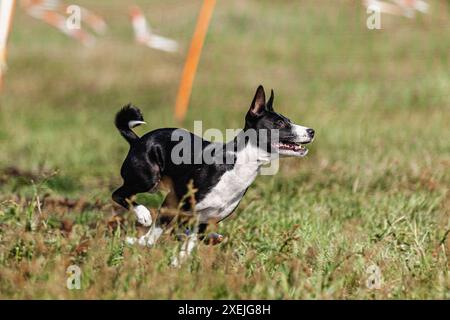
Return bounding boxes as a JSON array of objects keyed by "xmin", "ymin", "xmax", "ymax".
[{"xmin": 272, "ymin": 125, "xmax": 315, "ymax": 157}]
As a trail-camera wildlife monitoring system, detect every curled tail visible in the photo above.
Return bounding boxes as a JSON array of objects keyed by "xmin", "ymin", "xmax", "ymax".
[{"xmin": 115, "ymin": 104, "xmax": 146, "ymax": 145}]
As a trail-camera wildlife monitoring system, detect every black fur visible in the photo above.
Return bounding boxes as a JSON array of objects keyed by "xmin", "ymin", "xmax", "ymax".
[
  {"xmin": 112, "ymin": 86, "xmax": 314, "ymax": 230},
  {"xmin": 115, "ymin": 104, "xmax": 145, "ymax": 144}
]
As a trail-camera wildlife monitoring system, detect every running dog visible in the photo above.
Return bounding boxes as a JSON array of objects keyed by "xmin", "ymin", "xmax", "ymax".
[{"xmin": 112, "ymin": 85, "xmax": 315, "ymax": 265}]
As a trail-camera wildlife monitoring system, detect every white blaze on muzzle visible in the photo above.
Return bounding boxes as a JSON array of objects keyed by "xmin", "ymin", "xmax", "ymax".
[{"xmin": 291, "ymin": 124, "xmax": 313, "ymax": 143}]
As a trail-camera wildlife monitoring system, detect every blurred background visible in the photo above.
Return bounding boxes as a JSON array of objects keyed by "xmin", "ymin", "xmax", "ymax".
[
  {"xmin": 0, "ymin": 0, "xmax": 448, "ymax": 299},
  {"xmin": 1, "ymin": 0, "xmax": 448, "ymax": 189}
]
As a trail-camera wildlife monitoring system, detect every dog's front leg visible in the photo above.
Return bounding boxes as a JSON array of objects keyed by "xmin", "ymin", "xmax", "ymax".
[
  {"xmin": 126, "ymin": 224, "xmax": 164, "ymax": 247},
  {"xmin": 171, "ymin": 230, "xmax": 198, "ymax": 267}
]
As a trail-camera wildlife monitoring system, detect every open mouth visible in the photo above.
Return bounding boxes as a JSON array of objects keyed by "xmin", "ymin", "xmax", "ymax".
[{"xmin": 273, "ymin": 140, "xmax": 310, "ymax": 156}]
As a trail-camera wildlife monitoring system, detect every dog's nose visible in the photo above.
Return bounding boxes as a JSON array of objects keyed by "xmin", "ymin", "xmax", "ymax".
[{"xmin": 307, "ymin": 128, "xmax": 315, "ymax": 138}]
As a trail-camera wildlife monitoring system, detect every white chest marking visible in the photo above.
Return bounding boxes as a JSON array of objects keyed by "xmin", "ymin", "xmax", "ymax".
[{"xmin": 195, "ymin": 143, "xmax": 268, "ymax": 222}]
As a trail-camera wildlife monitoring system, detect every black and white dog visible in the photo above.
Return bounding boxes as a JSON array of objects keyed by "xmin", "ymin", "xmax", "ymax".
[{"xmin": 112, "ymin": 85, "xmax": 314, "ymax": 264}]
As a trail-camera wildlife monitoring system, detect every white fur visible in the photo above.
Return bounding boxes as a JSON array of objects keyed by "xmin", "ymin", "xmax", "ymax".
[
  {"xmin": 125, "ymin": 225, "xmax": 163, "ymax": 247},
  {"xmin": 128, "ymin": 120, "xmax": 146, "ymax": 128},
  {"xmin": 291, "ymin": 124, "xmax": 313, "ymax": 143},
  {"xmin": 133, "ymin": 205, "xmax": 152, "ymax": 226},
  {"xmin": 138, "ymin": 226, "xmax": 163, "ymax": 247},
  {"xmin": 195, "ymin": 142, "xmax": 269, "ymax": 223},
  {"xmin": 194, "ymin": 123, "xmax": 312, "ymax": 222},
  {"xmin": 170, "ymin": 143, "xmax": 270, "ymax": 266},
  {"xmin": 129, "ymin": 123, "xmax": 313, "ymax": 265},
  {"xmin": 126, "ymin": 236, "xmax": 137, "ymax": 245},
  {"xmin": 171, "ymin": 234, "xmax": 198, "ymax": 267}
]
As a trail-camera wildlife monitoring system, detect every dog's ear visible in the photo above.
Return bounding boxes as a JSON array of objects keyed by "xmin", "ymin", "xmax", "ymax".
[
  {"xmin": 266, "ymin": 89, "xmax": 274, "ymax": 112},
  {"xmin": 249, "ymin": 85, "xmax": 266, "ymax": 116}
]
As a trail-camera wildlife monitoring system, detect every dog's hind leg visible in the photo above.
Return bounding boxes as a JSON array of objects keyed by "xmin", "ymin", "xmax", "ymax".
[
  {"xmin": 114, "ymin": 148, "xmax": 165, "ymax": 227},
  {"xmin": 126, "ymin": 176, "xmax": 180, "ymax": 247}
]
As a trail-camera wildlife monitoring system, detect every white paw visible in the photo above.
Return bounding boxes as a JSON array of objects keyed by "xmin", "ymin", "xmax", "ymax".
[
  {"xmin": 137, "ymin": 236, "xmax": 148, "ymax": 247},
  {"xmin": 133, "ymin": 205, "xmax": 152, "ymax": 226},
  {"xmin": 171, "ymin": 255, "xmax": 182, "ymax": 268},
  {"xmin": 127, "ymin": 235, "xmax": 153, "ymax": 247},
  {"xmin": 171, "ymin": 250, "xmax": 188, "ymax": 268},
  {"xmin": 134, "ymin": 227, "xmax": 163, "ymax": 247},
  {"xmin": 146, "ymin": 227, "xmax": 163, "ymax": 247},
  {"xmin": 171, "ymin": 235, "xmax": 197, "ymax": 267},
  {"xmin": 126, "ymin": 236, "xmax": 137, "ymax": 245}
]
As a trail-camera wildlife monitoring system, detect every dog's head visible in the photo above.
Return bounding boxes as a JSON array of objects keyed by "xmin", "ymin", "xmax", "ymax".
[{"xmin": 244, "ymin": 85, "xmax": 315, "ymax": 157}]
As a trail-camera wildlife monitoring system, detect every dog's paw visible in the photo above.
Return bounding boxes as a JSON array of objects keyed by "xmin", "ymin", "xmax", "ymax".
[
  {"xmin": 126, "ymin": 236, "xmax": 138, "ymax": 245},
  {"xmin": 133, "ymin": 227, "xmax": 164, "ymax": 247},
  {"xmin": 126, "ymin": 236, "xmax": 153, "ymax": 247},
  {"xmin": 170, "ymin": 255, "xmax": 183, "ymax": 268},
  {"xmin": 138, "ymin": 236, "xmax": 148, "ymax": 247},
  {"xmin": 126, "ymin": 235, "xmax": 152, "ymax": 247},
  {"xmin": 133, "ymin": 205, "xmax": 152, "ymax": 226}
]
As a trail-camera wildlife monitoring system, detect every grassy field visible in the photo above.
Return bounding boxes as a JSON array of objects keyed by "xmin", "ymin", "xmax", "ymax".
[{"xmin": 0, "ymin": 0, "xmax": 449, "ymax": 299}]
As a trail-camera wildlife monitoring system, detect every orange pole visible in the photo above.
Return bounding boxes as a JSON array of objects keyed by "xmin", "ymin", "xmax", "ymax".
[
  {"xmin": 0, "ymin": 0, "xmax": 16, "ymax": 92},
  {"xmin": 174, "ymin": 0, "xmax": 216, "ymax": 123}
]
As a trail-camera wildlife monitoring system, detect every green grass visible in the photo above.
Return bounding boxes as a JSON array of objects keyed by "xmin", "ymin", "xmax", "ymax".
[{"xmin": 0, "ymin": 0, "xmax": 449, "ymax": 299}]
